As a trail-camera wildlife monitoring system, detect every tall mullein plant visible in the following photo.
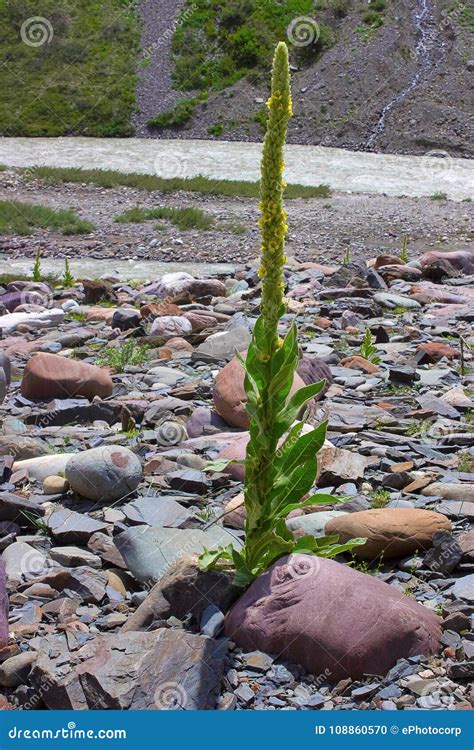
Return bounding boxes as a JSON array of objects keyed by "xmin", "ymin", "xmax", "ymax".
[{"xmin": 200, "ymin": 43, "xmax": 363, "ymax": 587}]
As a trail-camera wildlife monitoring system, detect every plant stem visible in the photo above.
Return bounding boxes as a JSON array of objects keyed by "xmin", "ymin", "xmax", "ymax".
[{"xmin": 244, "ymin": 42, "xmax": 292, "ymax": 569}]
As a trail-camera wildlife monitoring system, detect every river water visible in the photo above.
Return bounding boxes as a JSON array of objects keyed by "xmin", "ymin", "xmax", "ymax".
[
  {"xmin": 0, "ymin": 137, "xmax": 472, "ymax": 201},
  {"xmin": 0, "ymin": 256, "xmax": 236, "ymax": 281}
]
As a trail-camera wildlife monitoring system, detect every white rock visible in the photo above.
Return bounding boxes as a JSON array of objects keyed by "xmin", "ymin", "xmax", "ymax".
[{"xmin": 0, "ymin": 309, "xmax": 64, "ymax": 333}]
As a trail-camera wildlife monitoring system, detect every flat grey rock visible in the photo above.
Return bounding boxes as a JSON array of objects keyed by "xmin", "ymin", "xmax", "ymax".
[{"xmin": 115, "ymin": 525, "xmax": 242, "ymax": 585}]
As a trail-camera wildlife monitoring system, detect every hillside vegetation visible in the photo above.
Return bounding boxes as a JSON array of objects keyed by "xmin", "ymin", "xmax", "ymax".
[{"xmin": 0, "ymin": 0, "xmax": 139, "ymax": 136}]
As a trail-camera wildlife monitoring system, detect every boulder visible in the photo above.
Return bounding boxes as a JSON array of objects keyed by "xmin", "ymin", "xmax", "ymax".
[
  {"xmin": 42, "ymin": 475, "xmax": 69, "ymax": 494},
  {"xmin": 186, "ymin": 407, "xmax": 229, "ymax": 438},
  {"xmin": 417, "ymin": 342, "xmax": 459, "ymax": 361},
  {"xmin": 12, "ymin": 453, "xmax": 72, "ymax": 482},
  {"xmin": 217, "ymin": 433, "xmax": 249, "ymax": 481},
  {"xmin": 325, "ymin": 508, "xmax": 451, "ymax": 560},
  {"xmin": 0, "ymin": 309, "xmax": 64, "ymax": 334},
  {"xmin": 213, "ymin": 355, "xmax": 305, "ymax": 429},
  {"xmin": 1, "ymin": 291, "xmax": 45, "ymax": 312},
  {"xmin": 140, "ymin": 302, "xmax": 183, "ymax": 320},
  {"xmin": 0, "ymin": 353, "xmax": 11, "ymax": 385},
  {"xmin": 82, "ymin": 279, "xmax": 117, "ymax": 304},
  {"xmin": 0, "ymin": 652, "xmax": 37, "ymax": 688},
  {"xmin": 115, "ymin": 525, "xmax": 241, "ymax": 586},
  {"xmin": 318, "ymin": 445, "xmax": 369, "ymax": 486},
  {"xmin": 65, "ymin": 446, "xmax": 142, "ymax": 503},
  {"xmin": 0, "ymin": 435, "xmax": 52, "ymax": 461},
  {"xmin": 75, "ymin": 629, "xmax": 226, "ymax": 709},
  {"xmin": 122, "ymin": 555, "xmax": 237, "ymax": 632},
  {"xmin": 21, "ymin": 353, "xmax": 113, "ymax": 401},
  {"xmin": 196, "ymin": 327, "xmax": 251, "ymax": 362},
  {"xmin": 418, "ymin": 250, "xmax": 474, "ymax": 276},
  {"xmin": 183, "ymin": 312, "xmax": 216, "ymax": 333},
  {"xmin": 421, "ymin": 483, "xmax": 474, "ymax": 502},
  {"xmin": 225, "ymin": 555, "xmax": 441, "ymax": 681},
  {"xmin": 150, "ymin": 315, "xmax": 192, "ymax": 341},
  {"xmin": 111, "ymin": 309, "xmax": 140, "ymax": 331}
]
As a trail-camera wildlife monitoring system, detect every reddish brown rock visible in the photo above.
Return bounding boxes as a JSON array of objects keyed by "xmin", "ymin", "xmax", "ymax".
[
  {"xmin": 166, "ymin": 337, "xmax": 194, "ymax": 352},
  {"xmin": 340, "ymin": 355, "xmax": 380, "ymax": 374},
  {"xmin": 183, "ymin": 312, "xmax": 216, "ymax": 333},
  {"xmin": 223, "ymin": 493, "xmax": 246, "ymax": 529},
  {"xmin": 213, "ymin": 355, "xmax": 305, "ymax": 429},
  {"xmin": 296, "ymin": 356, "xmax": 333, "ymax": 395},
  {"xmin": 82, "ymin": 279, "xmax": 117, "ymax": 305},
  {"xmin": 225, "ymin": 555, "xmax": 441, "ymax": 681},
  {"xmin": 140, "ymin": 302, "xmax": 182, "ymax": 320},
  {"xmin": 325, "ymin": 508, "xmax": 451, "ymax": 560},
  {"xmin": 85, "ymin": 307, "xmax": 116, "ymax": 324},
  {"xmin": 21, "ymin": 353, "xmax": 113, "ymax": 401},
  {"xmin": 313, "ymin": 317, "xmax": 333, "ymax": 329},
  {"xmin": 417, "ymin": 342, "xmax": 459, "ymax": 361},
  {"xmin": 457, "ymin": 531, "xmax": 474, "ymax": 564}
]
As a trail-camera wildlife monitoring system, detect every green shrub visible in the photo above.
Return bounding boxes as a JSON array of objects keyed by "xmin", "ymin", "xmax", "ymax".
[
  {"xmin": 114, "ymin": 206, "xmax": 214, "ymax": 230},
  {"xmin": 359, "ymin": 327, "xmax": 381, "ymax": 364},
  {"xmin": 207, "ymin": 123, "xmax": 224, "ymax": 136},
  {"xmin": 96, "ymin": 340, "xmax": 149, "ymax": 372},
  {"xmin": 147, "ymin": 99, "xmax": 196, "ymax": 129},
  {"xmin": 0, "ymin": 200, "xmax": 94, "ymax": 235}
]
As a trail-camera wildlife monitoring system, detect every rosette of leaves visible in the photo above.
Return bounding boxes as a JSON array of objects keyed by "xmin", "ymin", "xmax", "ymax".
[{"xmin": 200, "ymin": 42, "xmax": 364, "ymax": 588}]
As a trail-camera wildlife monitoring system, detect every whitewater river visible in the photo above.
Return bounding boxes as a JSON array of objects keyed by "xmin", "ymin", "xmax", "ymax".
[{"xmin": 0, "ymin": 137, "xmax": 472, "ymax": 201}]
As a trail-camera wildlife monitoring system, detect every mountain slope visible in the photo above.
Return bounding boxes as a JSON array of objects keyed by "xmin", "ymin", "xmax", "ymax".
[{"xmin": 138, "ymin": 0, "xmax": 473, "ymax": 155}]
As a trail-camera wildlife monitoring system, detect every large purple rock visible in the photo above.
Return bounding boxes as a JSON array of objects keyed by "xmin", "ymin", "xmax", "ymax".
[
  {"xmin": 0, "ymin": 559, "xmax": 9, "ymax": 646},
  {"xmin": 225, "ymin": 555, "xmax": 440, "ymax": 681},
  {"xmin": 1, "ymin": 291, "xmax": 45, "ymax": 312}
]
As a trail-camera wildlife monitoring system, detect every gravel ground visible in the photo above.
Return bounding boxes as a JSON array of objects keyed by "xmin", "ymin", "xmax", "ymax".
[{"xmin": 1, "ymin": 169, "xmax": 472, "ymax": 266}]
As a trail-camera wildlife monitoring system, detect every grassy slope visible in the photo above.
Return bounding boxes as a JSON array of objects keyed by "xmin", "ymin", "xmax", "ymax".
[{"xmin": 0, "ymin": 0, "xmax": 139, "ymax": 136}]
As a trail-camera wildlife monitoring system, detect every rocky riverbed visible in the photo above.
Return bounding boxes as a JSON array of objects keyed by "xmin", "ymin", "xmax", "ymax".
[
  {"xmin": 1, "ymin": 166, "xmax": 472, "ymax": 267},
  {"xmin": 0, "ymin": 247, "xmax": 473, "ymax": 711}
]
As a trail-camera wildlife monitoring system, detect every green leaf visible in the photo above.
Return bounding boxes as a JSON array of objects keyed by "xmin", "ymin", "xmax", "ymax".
[
  {"xmin": 279, "ymin": 422, "xmax": 327, "ymax": 475},
  {"xmin": 204, "ymin": 459, "xmax": 233, "ymax": 473},
  {"xmin": 198, "ymin": 545, "xmax": 234, "ymax": 571},
  {"xmin": 278, "ymin": 492, "xmax": 336, "ymax": 517}
]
